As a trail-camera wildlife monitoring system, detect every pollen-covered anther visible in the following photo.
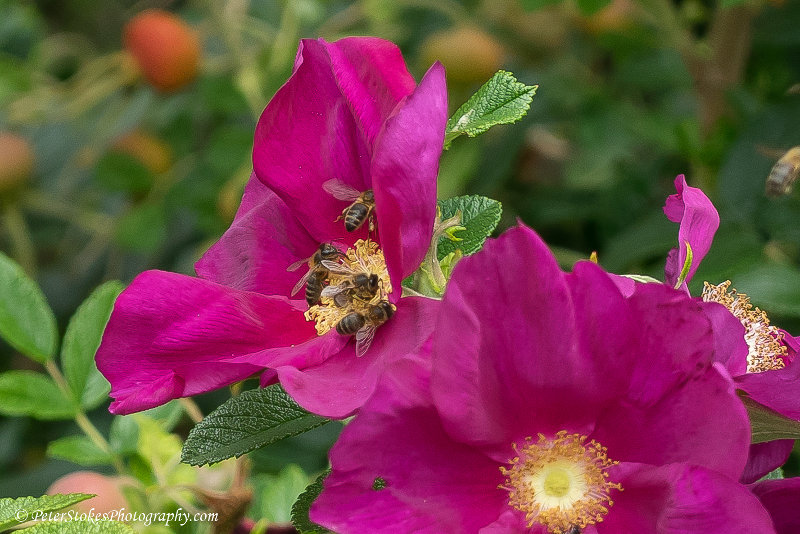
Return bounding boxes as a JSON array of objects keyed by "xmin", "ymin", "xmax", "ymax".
[
  {"xmin": 305, "ymin": 239, "xmax": 392, "ymax": 335},
  {"xmin": 499, "ymin": 431, "xmax": 622, "ymax": 534},
  {"xmin": 702, "ymin": 280, "xmax": 787, "ymax": 373}
]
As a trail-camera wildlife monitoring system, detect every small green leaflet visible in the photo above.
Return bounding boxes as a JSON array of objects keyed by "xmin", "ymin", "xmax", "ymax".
[
  {"xmin": 291, "ymin": 471, "xmax": 332, "ymax": 534},
  {"xmin": 47, "ymin": 436, "xmax": 113, "ymax": 466},
  {"xmin": 0, "ymin": 252, "xmax": 58, "ymax": 363},
  {"xmin": 0, "ymin": 371, "xmax": 75, "ymax": 420},
  {"xmin": 444, "ymin": 71, "xmax": 537, "ymax": 149},
  {"xmin": 743, "ymin": 395, "xmax": 800, "ymax": 443},
  {"xmin": 181, "ymin": 385, "xmax": 329, "ymax": 466},
  {"xmin": 61, "ymin": 280, "xmax": 123, "ymax": 410},
  {"xmin": 0, "ymin": 494, "xmax": 93, "ymax": 530},
  {"xmin": 437, "ymin": 196, "xmax": 503, "ymax": 259}
]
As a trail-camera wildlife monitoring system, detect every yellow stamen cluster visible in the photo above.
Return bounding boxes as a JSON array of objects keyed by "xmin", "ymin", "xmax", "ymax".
[
  {"xmin": 499, "ymin": 431, "xmax": 621, "ymax": 533},
  {"xmin": 305, "ymin": 239, "xmax": 392, "ymax": 335},
  {"xmin": 702, "ymin": 281, "xmax": 787, "ymax": 373}
]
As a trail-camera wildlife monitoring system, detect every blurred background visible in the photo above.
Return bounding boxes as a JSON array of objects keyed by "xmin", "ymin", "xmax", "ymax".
[{"xmin": 1, "ymin": 0, "xmax": 799, "ymax": 528}]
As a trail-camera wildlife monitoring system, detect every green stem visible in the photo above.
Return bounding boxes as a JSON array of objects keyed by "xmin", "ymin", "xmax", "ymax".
[
  {"xmin": 2, "ymin": 202, "xmax": 36, "ymax": 276},
  {"xmin": 44, "ymin": 360, "xmax": 126, "ymax": 474}
]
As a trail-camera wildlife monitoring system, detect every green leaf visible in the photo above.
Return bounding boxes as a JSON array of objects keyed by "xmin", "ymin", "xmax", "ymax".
[
  {"xmin": 721, "ymin": 0, "xmax": 748, "ymax": 7},
  {"xmin": 47, "ymin": 436, "xmax": 112, "ymax": 466},
  {"xmin": 437, "ymin": 195, "xmax": 503, "ymax": 259},
  {"xmin": 575, "ymin": 0, "xmax": 612, "ymax": 15},
  {"xmin": 444, "ymin": 71, "xmax": 537, "ymax": 149},
  {"xmin": 743, "ymin": 396, "xmax": 800, "ymax": 443},
  {"xmin": 291, "ymin": 471, "xmax": 331, "ymax": 534},
  {"xmin": 18, "ymin": 520, "xmax": 135, "ymax": 533},
  {"xmin": 0, "ymin": 371, "xmax": 75, "ymax": 420},
  {"xmin": 61, "ymin": 281, "xmax": 123, "ymax": 410},
  {"xmin": 250, "ymin": 464, "xmax": 310, "ymax": 524},
  {"xmin": 0, "ymin": 252, "xmax": 58, "ymax": 362},
  {"xmin": 0, "ymin": 494, "xmax": 93, "ymax": 530},
  {"xmin": 181, "ymin": 385, "xmax": 329, "ymax": 466}
]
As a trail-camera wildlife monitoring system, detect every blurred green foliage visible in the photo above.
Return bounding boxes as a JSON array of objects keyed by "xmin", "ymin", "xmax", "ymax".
[{"xmin": 1, "ymin": 0, "xmax": 800, "ymax": 529}]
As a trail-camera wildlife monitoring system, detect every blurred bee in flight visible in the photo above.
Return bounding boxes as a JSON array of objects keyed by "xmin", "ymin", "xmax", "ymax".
[
  {"xmin": 335, "ymin": 300, "xmax": 395, "ymax": 357},
  {"xmin": 323, "ymin": 179, "xmax": 376, "ymax": 232},
  {"xmin": 287, "ymin": 243, "xmax": 342, "ymax": 306},
  {"xmin": 765, "ymin": 146, "xmax": 800, "ymax": 198}
]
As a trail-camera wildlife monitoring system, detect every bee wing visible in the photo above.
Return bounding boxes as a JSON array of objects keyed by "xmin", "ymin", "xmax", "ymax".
[
  {"xmin": 291, "ymin": 268, "xmax": 314, "ymax": 297},
  {"xmin": 286, "ymin": 256, "xmax": 310, "ymax": 272},
  {"xmin": 320, "ymin": 260, "xmax": 359, "ymax": 275},
  {"xmin": 323, "ymin": 179, "xmax": 361, "ymax": 201},
  {"xmin": 355, "ymin": 325, "xmax": 377, "ymax": 358},
  {"xmin": 320, "ymin": 284, "xmax": 346, "ymax": 298}
]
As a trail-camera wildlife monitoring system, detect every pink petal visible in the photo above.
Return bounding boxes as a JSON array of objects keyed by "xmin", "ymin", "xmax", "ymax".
[
  {"xmin": 311, "ymin": 357, "xmax": 506, "ymax": 533},
  {"xmin": 323, "ymin": 37, "xmax": 416, "ymax": 144},
  {"xmin": 750, "ymin": 477, "xmax": 800, "ymax": 534},
  {"xmin": 432, "ymin": 225, "xmax": 583, "ymax": 451},
  {"xmin": 253, "ymin": 39, "xmax": 370, "ymax": 244},
  {"xmin": 195, "ymin": 174, "xmax": 320, "ymax": 298},
  {"xmin": 741, "ymin": 441, "xmax": 794, "ymax": 484},
  {"xmin": 663, "ymin": 174, "xmax": 720, "ymax": 287},
  {"xmin": 274, "ymin": 296, "xmax": 439, "ymax": 418},
  {"xmin": 96, "ymin": 271, "xmax": 314, "ymax": 414},
  {"xmin": 373, "ymin": 62, "xmax": 447, "ymax": 286},
  {"xmin": 604, "ymin": 463, "xmax": 775, "ymax": 533},
  {"xmin": 592, "ymin": 365, "xmax": 750, "ymax": 481},
  {"xmin": 735, "ymin": 357, "xmax": 800, "ymax": 420}
]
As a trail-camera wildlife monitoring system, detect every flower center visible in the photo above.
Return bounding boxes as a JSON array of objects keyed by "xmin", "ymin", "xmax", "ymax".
[
  {"xmin": 305, "ymin": 239, "xmax": 392, "ymax": 336},
  {"xmin": 702, "ymin": 281, "xmax": 787, "ymax": 373},
  {"xmin": 500, "ymin": 431, "xmax": 621, "ymax": 534}
]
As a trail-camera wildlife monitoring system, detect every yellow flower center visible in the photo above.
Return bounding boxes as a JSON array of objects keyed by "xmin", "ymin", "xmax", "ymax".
[
  {"xmin": 500, "ymin": 431, "xmax": 621, "ymax": 534},
  {"xmin": 702, "ymin": 281, "xmax": 786, "ymax": 373},
  {"xmin": 305, "ymin": 239, "xmax": 393, "ymax": 335}
]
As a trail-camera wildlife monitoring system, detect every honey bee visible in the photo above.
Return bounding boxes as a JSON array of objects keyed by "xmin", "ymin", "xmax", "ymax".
[
  {"xmin": 565, "ymin": 527, "xmax": 580, "ymax": 534},
  {"xmin": 286, "ymin": 243, "xmax": 342, "ymax": 306},
  {"xmin": 765, "ymin": 146, "xmax": 800, "ymax": 198},
  {"xmin": 319, "ymin": 257, "xmax": 381, "ymax": 306},
  {"xmin": 322, "ymin": 179, "xmax": 375, "ymax": 232},
  {"xmin": 335, "ymin": 300, "xmax": 395, "ymax": 357}
]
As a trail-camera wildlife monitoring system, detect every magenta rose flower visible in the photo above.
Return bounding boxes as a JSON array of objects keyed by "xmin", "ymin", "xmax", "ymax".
[
  {"xmin": 656, "ymin": 176, "xmax": 800, "ymax": 480},
  {"xmin": 96, "ymin": 37, "xmax": 447, "ymax": 418},
  {"xmin": 311, "ymin": 225, "xmax": 774, "ymax": 533}
]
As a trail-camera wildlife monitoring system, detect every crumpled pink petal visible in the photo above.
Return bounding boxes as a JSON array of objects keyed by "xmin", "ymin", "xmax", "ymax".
[{"xmin": 663, "ymin": 174, "xmax": 720, "ymax": 289}]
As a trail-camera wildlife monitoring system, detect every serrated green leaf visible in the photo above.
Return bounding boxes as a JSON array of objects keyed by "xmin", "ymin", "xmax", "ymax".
[
  {"xmin": 444, "ymin": 71, "xmax": 537, "ymax": 149},
  {"xmin": 437, "ymin": 196, "xmax": 503, "ymax": 259},
  {"xmin": 181, "ymin": 385, "xmax": 329, "ymax": 466},
  {"xmin": 0, "ymin": 371, "xmax": 75, "ymax": 420},
  {"xmin": 61, "ymin": 281, "xmax": 123, "ymax": 410},
  {"xmin": 743, "ymin": 396, "xmax": 800, "ymax": 443},
  {"xmin": 291, "ymin": 471, "xmax": 331, "ymax": 534},
  {"xmin": 0, "ymin": 494, "xmax": 93, "ymax": 530},
  {"xmin": 0, "ymin": 252, "xmax": 57, "ymax": 362},
  {"xmin": 18, "ymin": 520, "xmax": 134, "ymax": 533},
  {"xmin": 47, "ymin": 436, "xmax": 113, "ymax": 466}
]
